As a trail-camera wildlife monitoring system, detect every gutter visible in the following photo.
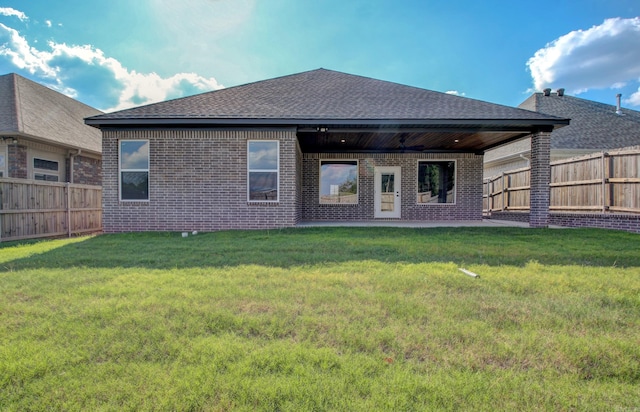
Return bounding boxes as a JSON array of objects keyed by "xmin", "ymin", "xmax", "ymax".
[
  {"xmin": 9, "ymin": 132, "xmax": 101, "ymax": 157},
  {"xmin": 85, "ymin": 116, "xmax": 570, "ymax": 131}
]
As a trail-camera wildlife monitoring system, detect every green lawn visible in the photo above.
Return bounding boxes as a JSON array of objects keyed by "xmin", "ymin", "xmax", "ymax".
[{"xmin": 1, "ymin": 227, "xmax": 639, "ymax": 411}]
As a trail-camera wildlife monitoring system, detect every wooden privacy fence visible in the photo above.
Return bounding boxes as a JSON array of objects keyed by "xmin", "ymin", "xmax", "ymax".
[
  {"xmin": 0, "ymin": 178, "xmax": 102, "ymax": 242},
  {"xmin": 484, "ymin": 148, "xmax": 640, "ymax": 214}
]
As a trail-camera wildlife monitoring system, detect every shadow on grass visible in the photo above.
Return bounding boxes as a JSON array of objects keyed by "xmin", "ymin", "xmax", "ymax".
[{"xmin": 1, "ymin": 227, "xmax": 639, "ymax": 271}]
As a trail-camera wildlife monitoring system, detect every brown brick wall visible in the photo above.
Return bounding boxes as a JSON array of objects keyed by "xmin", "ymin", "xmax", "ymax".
[
  {"xmin": 488, "ymin": 211, "xmax": 640, "ymax": 234},
  {"xmin": 71, "ymin": 155, "xmax": 101, "ymax": 185},
  {"xmin": 487, "ymin": 211, "xmax": 530, "ymax": 223},
  {"xmin": 529, "ymin": 131, "xmax": 551, "ymax": 228},
  {"xmin": 102, "ymin": 128, "xmax": 299, "ymax": 232},
  {"xmin": 550, "ymin": 213, "xmax": 640, "ymax": 234},
  {"xmin": 8, "ymin": 144, "xmax": 27, "ymax": 178},
  {"xmin": 302, "ymin": 152, "xmax": 484, "ymax": 221}
]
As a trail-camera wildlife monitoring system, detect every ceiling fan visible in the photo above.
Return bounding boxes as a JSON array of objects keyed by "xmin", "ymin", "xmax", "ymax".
[{"xmin": 398, "ymin": 135, "xmax": 426, "ymax": 152}]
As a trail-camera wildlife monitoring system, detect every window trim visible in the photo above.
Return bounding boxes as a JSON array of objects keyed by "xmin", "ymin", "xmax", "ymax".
[
  {"xmin": 319, "ymin": 159, "xmax": 359, "ymax": 205},
  {"xmin": 119, "ymin": 139, "xmax": 150, "ymax": 202},
  {"xmin": 416, "ymin": 159, "xmax": 457, "ymax": 205},
  {"xmin": 0, "ymin": 144, "xmax": 6, "ymax": 178},
  {"xmin": 247, "ymin": 140, "xmax": 279, "ymax": 203},
  {"xmin": 32, "ymin": 156, "xmax": 61, "ymax": 182}
]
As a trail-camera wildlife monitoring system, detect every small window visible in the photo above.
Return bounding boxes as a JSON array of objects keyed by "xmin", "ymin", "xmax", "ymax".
[
  {"xmin": 34, "ymin": 174, "xmax": 59, "ymax": 182},
  {"xmin": 120, "ymin": 140, "xmax": 149, "ymax": 201},
  {"xmin": 34, "ymin": 158, "xmax": 59, "ymax": 171},
  {"xmin": 33, "ymin": 157, "xmax": 59, "ymax": 182},
  {"xmin": 417, "ymin": 161, "xmax": 455, "ymax": 204},
  {"xmin": 0, "ymin": 153, "xmax": 5, "ymax": 177},
  {"xmin": 320, "ymin": 160, "xmax": 358, "ymax": 204},
  {"xmin": 248, "ymin": 140, "xmax": 279, "ymax": 202}
]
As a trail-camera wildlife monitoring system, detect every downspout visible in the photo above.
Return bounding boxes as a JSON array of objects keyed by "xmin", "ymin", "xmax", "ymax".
[
  {"xmin": 68, "ymin": 149, "xmax": 81, "ymax": 183},
  {"xmin": 66, "ymin": 149, "xmax": 81, "ymax": 238}
]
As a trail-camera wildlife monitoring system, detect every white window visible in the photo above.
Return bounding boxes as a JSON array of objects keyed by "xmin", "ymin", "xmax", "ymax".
[
  {"xmin": 248, "ymin": 140, "xmax": 279, "ymax": 202},
  {"xmin": 33, "ymin": 157, "xmax": 60, "ymax": 182},
  {"xmin": 417, "ymin": 161, "xmax": 456, "ymax": 204},
  {"xmin": 119, "ymin": 140, "xmax": 149, "ymax": 201},
  {"xmin": 319, "ymin": 160, "xmax": 358, "ymax": 204}
]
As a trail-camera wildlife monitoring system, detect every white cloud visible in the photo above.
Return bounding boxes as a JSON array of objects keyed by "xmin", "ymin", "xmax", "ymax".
[
  {"xmin": 0, "ymin": 21, "xmax": 224, "ymax": 111},
  {"xmin": 628, "ymin": 89, "xmax": 640, "ymax": 106},
  {"xmin": 45, "ymin": 20, "xmax": 52, "ymax": 28},
  {"xmin": 0, "ymin": 23, "xmax": 57, "ymax": 77},
  {"xmin": 0, "ymin": 7, "xmax": 27, "ymax": 21},
  {"xmin": 108, "ymin": 70, "xmax": 224, "ymax": 112},
  {"xmin": 527, "ymin": 17, "xmax": 640, "ymax": 97},
  {"xmin": 445, "ymin": 90, "xmax": 466, "ymax": 97}
]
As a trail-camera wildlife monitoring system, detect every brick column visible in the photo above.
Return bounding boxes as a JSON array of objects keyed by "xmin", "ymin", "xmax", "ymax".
[{"xmin": 529, "ymin": 131, "xmax": 551, "ymax": 228}]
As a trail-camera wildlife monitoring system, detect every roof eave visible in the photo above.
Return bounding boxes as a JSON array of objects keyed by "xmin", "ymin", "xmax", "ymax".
[{"xmin": 85, "ymin": 116, "xmax": 569, "ymax": 131}]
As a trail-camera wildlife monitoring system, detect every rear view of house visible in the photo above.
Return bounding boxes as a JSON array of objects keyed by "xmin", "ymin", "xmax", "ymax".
[{"xmin": 86, "ymin": 69, "xmax": 568, "ymax": 232}]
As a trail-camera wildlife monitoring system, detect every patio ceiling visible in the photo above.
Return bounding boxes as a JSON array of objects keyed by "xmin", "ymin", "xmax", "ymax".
[{"xmin": 296, "ymin": 123, "xmax": 548, "ymax": 153}]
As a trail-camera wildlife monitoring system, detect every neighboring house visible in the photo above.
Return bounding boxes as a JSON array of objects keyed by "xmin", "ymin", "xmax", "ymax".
[
  {"xmin": 85, "ymin": 68, "xmax": 567, "ymax": 231},
  {"xmin": 0, "ymin": 73, "xmax": 102, "ymax": 185},
  {"xmin": 484, "ymin": 90, "xmax": 640, "ymax": 177}
]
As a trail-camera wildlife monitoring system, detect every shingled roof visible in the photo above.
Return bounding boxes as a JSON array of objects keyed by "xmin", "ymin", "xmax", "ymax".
[
  {"xmin": 87, "ymin": 68, "xmax": 565, "ymax": 125},
  {"xmin": 519, "ymin": 92, "xmax": 640, "ymax": 150},
  {"xmin": 0, "ymin": 73, "xmax": 102, "ymax": 154}
]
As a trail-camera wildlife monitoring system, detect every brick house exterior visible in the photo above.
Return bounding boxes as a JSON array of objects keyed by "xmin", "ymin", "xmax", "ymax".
[
  {"xmin": 301, "ymin": 152, "xmax": 484, "ymax": 222},
  {"xmin": 87, "ymin": 69, "xmax": 567, "ymax": 231},
  {"xmin": 100, "ymin": 129, "xmax": 300, "ymax": 231},
  {"xmin": 0, "ymin": 73, "xmax": 102, "ymax": 184}
]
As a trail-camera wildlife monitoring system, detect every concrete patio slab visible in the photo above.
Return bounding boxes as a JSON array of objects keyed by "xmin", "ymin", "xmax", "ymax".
[{"xmin": 297, "ymin": 219, "xmax": 535, "ymax": 228}]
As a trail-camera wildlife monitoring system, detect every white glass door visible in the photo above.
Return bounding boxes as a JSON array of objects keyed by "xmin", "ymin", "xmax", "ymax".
[{"xmin": 374, "ymin": 167, "xmax": 401, "ymax": 218}]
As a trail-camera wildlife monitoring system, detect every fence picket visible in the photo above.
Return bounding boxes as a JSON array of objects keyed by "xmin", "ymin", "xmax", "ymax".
[
  {"xmin": 484, "ymin": 149, "xmax": 640, "ymax": 215},
  {"xmin": 0, "ymin": 178, "xmax": 102, "ymax": 242}
]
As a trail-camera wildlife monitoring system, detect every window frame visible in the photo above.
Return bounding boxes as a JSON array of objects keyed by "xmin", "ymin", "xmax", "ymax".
[
  {"xmin": 119, "ymin": 139, "xmax": 150, "ymax": 202},
  {"xmin": 247, "ymin": 140, "xmax": 279, "ymax": 203},
  {"xmin": 416, "ymin": 159, "xmax": 457, "ymax": 205},
  {"xmin": 318, "ymin": 159, "xmax": 359, "ymax": 205},
  {"xmin": 0, "ymin": 145, "xmax": 6, "ymax": 178},
  {"xmin": 32, "ymin": 156, "xmax": 60, "ymax": 182}
]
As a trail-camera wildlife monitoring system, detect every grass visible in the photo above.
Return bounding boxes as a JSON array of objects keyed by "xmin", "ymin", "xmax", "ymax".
[{"xmin": 1, "ymin": 227, "xmax": 639, "ymax": 411}]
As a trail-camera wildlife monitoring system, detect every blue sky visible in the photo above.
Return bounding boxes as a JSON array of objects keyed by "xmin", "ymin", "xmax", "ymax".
[{"xmin": 1, "ymin": 0, "xmax": 639, "ymax": 113}]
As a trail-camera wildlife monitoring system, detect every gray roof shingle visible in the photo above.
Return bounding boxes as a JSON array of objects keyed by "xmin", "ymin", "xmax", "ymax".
[
  {"xmin": 87, "ymin": 69, "xmax": 565, "ymax": 125},
  {"xmin": 0, "ymin": 73, "xmax": 103, "ymax": 153},
  {"xmin": 519, "ymin": 92, "xmax": 640, "ymax": 150}
]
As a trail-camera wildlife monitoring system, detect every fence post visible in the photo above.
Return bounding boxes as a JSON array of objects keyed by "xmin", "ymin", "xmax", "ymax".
[
  {"xmin": 0, "ymin": 182, "xmax": 2, "ymax": 242},
  {"xmin": 608, "ymin": 154, "xmax": 615, "ymax": 212},
  {"xmin": 66, "ymin": 182, "xmax": 71, "ymax": 237},
  {"xmin": 489, "ymin": 179, "xmax": 493, "ymax": 212},
  {"xmin": 601, "ymin": 152, "xmax": 607, "ymax": 213},
  {"xmin": 501, "ymin": 172, "xmax": 506, "ymax": 211}
]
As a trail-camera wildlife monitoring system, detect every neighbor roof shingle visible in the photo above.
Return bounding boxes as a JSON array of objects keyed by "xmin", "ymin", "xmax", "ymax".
[
  {"xmin": 0, "ymin": 73, "xmax": 103, "ymax": 153},
  {"xmin": 519, "ymin": 93, "xmax": 640, "ymax": 150}
]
